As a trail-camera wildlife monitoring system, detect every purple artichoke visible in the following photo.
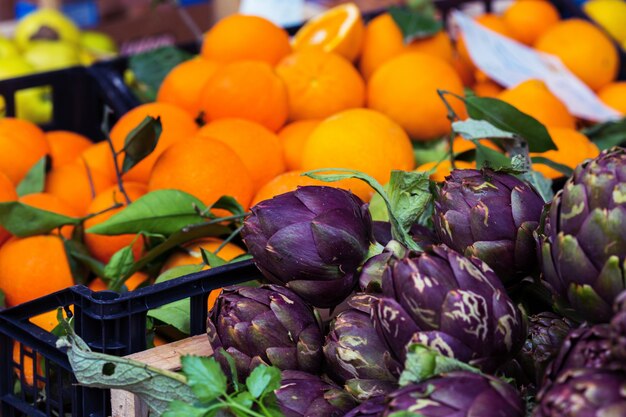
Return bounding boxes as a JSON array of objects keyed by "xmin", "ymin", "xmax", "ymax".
[
  {"xmin": 537, "ymin": 147, "xmax": 626, "ymax": 323},
  {"xmin": 517, "ymin": 312, "xmax": 575, "ymax": 387},
  {"xmin": 242, "ymin": 186, "xmax": 372, "ymax": 308},
  {"xmin": 372, "ymin": 244, "xmax": 526, "ymax": 372},
  {"xmin": 323, "ymin": 295, "xmax": 401, "ymax": 401},
  {"xmin": 343, "ymin": 396, "xmax": 386, "ymax": 417},
  {"xmin": 533, "ymin": 368, "xmax": 626, "ymax": 417},
  {"xmin": 275, "ymin": 371, "xmax": 357, "ymax": 417},
  {"xmin": 612, "ymin": 290, "xmax": 626, "ymax": 361},
  {"xmin": 382, "ymin": 371, "xmax": 525, "ymax": 417},
  {"xmin": 207, "ymin": 285, "xmax": 323, "ymax": 378},
  {"xmin": 543, "ymin": 323, "xmax": 623, "ymax": 386},
  {"xmin": 434, "ymin": 169, "xmax": 544, "ymax": 285}
]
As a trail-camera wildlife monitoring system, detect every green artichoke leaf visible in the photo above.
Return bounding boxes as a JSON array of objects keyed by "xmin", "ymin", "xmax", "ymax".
[
  {"xmin": 303, "ymin": 168, "xmax": 428, "ymax": 251},
  {"xmin": 399, "ymin": 343, "xmax": 481, "ymax": 386}
]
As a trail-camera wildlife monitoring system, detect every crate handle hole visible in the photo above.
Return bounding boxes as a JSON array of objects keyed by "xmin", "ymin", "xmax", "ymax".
[
  {"xmin": 102, "ymin": 362, "xmax": 116, "ymax": 376},
  {"xmin": 92, "ymin": 290, "xmax": 121, "ymax": 301}
]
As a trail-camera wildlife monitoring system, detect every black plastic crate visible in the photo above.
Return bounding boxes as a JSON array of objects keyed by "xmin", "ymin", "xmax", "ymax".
[
  {"xmin": 0, "ymin": 63, "xmax": 137, "ymax": 141},
  {"xmin": 0, "ymin": 260, "xmax": 262, "ymax": 417}
]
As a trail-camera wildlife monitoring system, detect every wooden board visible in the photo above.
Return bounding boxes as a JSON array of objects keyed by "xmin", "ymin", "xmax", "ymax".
[{"xmin": 110, "ymin": 334, "xmax": 213, "ymax": 417}]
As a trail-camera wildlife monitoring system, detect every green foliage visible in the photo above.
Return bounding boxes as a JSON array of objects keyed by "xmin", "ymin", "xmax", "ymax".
[
  {"xmin": 388, "ymin": 3, "xmax": 442, "ymax": 43},
  {"xmin": 399, "ymin": 343, "xmax": 481, "ymax": 386},
  {"xmin": 122, "ymin": 116, "xmax": 162, "ymax": 174},
  {"xmin": 0, "ymin": 201, "xmax": 80, "ymax": 237},
  {"xmin": 17, "ymin": 156, "xmax": 46, "ymax": 196}
]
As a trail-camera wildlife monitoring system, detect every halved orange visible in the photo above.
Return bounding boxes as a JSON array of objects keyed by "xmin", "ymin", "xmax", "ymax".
[{"xmin": 292, "ymin": 3, "xmax": 364, "ymax": 62}]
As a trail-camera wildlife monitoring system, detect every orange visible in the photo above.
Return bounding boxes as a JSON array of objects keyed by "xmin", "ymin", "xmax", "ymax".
[
  {"xmin": 198, "ymin": 61, "xmax": 288, "ymax": 132},
  {"xmin": 531, "ymin": 127, "xmax": 600, "ymax": 179},
  {"xmin": 598, "ymin": 82, "xmax": 626, "ymax": 114},
  {"xmin": 196, "ymin": 119, "xmax": 285, "ymax": 191},
  {"xmin": 18, "ymin": 193, "xmax": 80, "ymax": 238},
  {"xmin": 0, "ymin": 235, "xmax": 74, "ymax": 306},
  {"xmin": 293, "ymin": 3, "xmax": 364, "ymax": 62},
  {"xmin": 157, "ymin": 58, "xmax": 221, "ymax": 118},
  {"xmin": 109, "ymin": 103, "xmax": 199, "ymax": 183},
  {"xmin": 301, "ymin": 108, "xmax": 414, "ymax": 201},
  {"xmin": 451, "ymin": 51, "xmax": 476, "ymax": 87},
  {"xmin": 162, "ymin": 237, "xmax": 246, "ymax": 311},
  {"xmin": 502, "ymin": 0, "xmax": 560, "ymax": 45},
  {"xmin": 251, "ymin": 170, "xmax": 330, "ymax": 206},
  {"xmin": 457, "ymin": 14, "xmax": 513, "ymax": 69},
  {"xmin": 201, "ymin": 14, "xmax": 291, "ymax": 65},
  {"xmin": 78, "ymin": 141, "xmax": 118, "ymax": 183},
  {"xmin": 84, "ymin": 182, "xmax": 148, "ymax": 263},
  {"xmin": 534, "ymin": 19, "xmax": 618, "ymax": 91},
  {"xmin": 497, "ymin": 79, "xmax": 576, "ymax": 129},
  {"xmin": 278, "ymin": 120, "xmax": 321, "ymax": 170},
  {"xmin": 0, "ymin": 172, "xmax": 17, "ymax": 245},
  {"xmin": 359, "ymin": 13, "xmax": 453, "ymax": 80},
  {"xmin": 149, "ymin": 136, "xmax": 254, "ymax": 210},
  {"xmin": 45, "ymin": 161, "xmax": 114, "ymax": 215},
  {"xmin": 88, "ymin": 271, "xmax": 150, "ymax": 292},
  {"xmin": 161, "ymin": 237, "xmax": 245, "ymax": 272},
  {"xmin": 367, "ymin": 52, "xmax": 467, "ymax": 141},
  {"xmin": 45, "ymin": 130, "xmax": 92, "ymax": 169},
  {"xmin": 276, "ymin": 50, "xmax": 366, "ymax": 121},
  {"xmin": 451, "ymin": 136, "xmax": 501, "ymax": 154},
  {"xmin": 417, "ymin": 160, "xmax": 476, "ymax": 182},
  {"xmin": 0, "ymin": 118, "xmax": 49, "ymax": 185},
  {"xmin": 473, "ymin": 79, "xmax": 504, "ymax": 97}
]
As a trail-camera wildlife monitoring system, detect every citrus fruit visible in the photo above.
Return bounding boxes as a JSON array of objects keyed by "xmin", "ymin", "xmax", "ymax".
[
  {"xmin": 251, "ymin": 170, "xmax": 329, "ymax": 206},
  {"xmin": 199, "ymin": 60, "xmax": 288, "ymax": 132},
  {"xmin": 109, "ymin": 102, "xmax": 199, "ymax": 183},
  {"xmin": 534, "ymin": 18, "xmax": 618, "ymax": 91},
  {"xmin": 19, "ymin": 192, "xmax": 80, "ymax": 238},
  {"xmin": 473, "ymin": 79, "xmax": 504, "ymax": 97},
  {"xmin": 276, "ymin": 50, "xmax": 366, "ymax": 121},
  {"xmin": 0, "ymin": 171, "xmax": 17, "ymax": 245},
  {"xmin": 201, "ymin": 14, "xmax": 291, "ymax": 65},
  {"xmin": 417, "ymin": 160, "xmax": 476, "ymax": 182},
  {"xmin": 497, "ymin": 79, "xmax": 576, "ymax": 129},
  {"xmin": 45, "ymin": 130, "xmax": 92, "ymax": 169},
  {"xmin": 78, "ymin": 141, "xmax": 118, "ymax": 183},
  {"xmin": 278, "ymin": 120, "xmax": 321, "ymax": 170},
  {"xmin": 530, "ymin": 127, "xmax": 600, "ymax": 179},
  {"xmin": 196, "ymin": 118, "xmax": 285, "ymax": 191},
  {"xmin": 0, "ymin": 235, "xmax": 74, "ymax": 306},
  {"xmin": 161, "ymin": 238, "xmax": 245, "ymax": 272},
  {"xmin": 367, "ymin": 52, "xmax": 466, "ymax": 141},
  {"xmin": 301, "ymin": 108, "xmax": 414, "ymax": 201},
  {"xmin": 502, "ymin": 0, "xmax": 560, "ymax": 45},
  {"xmin": 584, "ymin": 0, "xmax": 626, "ymax": 43},
  {"xmin": 0, "ymin": 118, "xmax": 49, "ymax": 185},
  {"xmin": 597, "ymin": 81, "xmax": 626, "ymax": 114},
  {"xmin": 359, "ymin": 13, "xmax": 453, "ymax": 80},
  {"xmin": 45, "ymin": 161, "xmax": 114, "ymax": 215},
  {"xmin": 88, "ymin": 271, "xmax": 150, "ymax": 292},
  {"xmin": 84, "ymin": 182, "xmax": 148, "ymax": 263},
  {"xmin": 161, "ymin": 237, "xmax": 246, "ymax": 311},
  {"xmin": 149, "ymin": 136, "xmax": 254, "ymax": 210},
  {"xmin": 451, "ymin": 136, "xmax": 501, "ymax": 154},
  {"xmin": 451, "ymin": 52, "xmax": 475, "ymax": 86},
  {"xmin": 293, "ymin": 3, "xmax": 364, "ymax": 62},
  {"xmin": 13, "ymin": 343, "xmax": 42, "ymax": 387},
  {"xmin": 157, "ymin": 58, "xmax": 220, "ymax": 118}
]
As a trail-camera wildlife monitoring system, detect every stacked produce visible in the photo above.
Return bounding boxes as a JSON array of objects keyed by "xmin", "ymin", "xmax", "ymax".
[
  {"xmin": 0, "ymin": 1, "xmax": 625, "ymax": 416},
  {"xmin": 0, "ymin": 8, "xmax": 117, "ymax": 123}
]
